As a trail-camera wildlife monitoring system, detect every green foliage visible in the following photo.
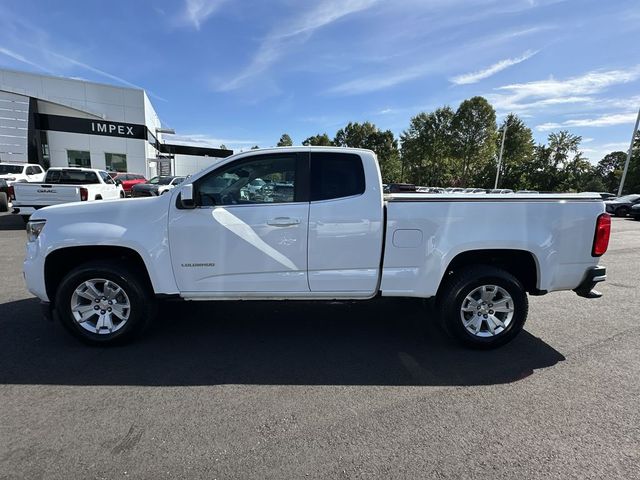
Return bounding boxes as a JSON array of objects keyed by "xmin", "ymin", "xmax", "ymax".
[
  {"xmin": 451, "ymin": 96, "xmax": 497, "ymax": 187},
  {"xmin": 296, "ymin": 98, "xmax": 638, "ymax": 192},
  {"xmin": 277, "ymin": 133, "xmax": 293, "ymax": 147},
  {"xmin": 400, "ymin": 107, "xmax": 455, "ymax": 186},
  {"xmin": 302, "ymin": 133, "xmax": 334, "ymax": 146},
  {"xmin": 334, "ymin": 122, "xmax": 402, "ymax": 182},
  {"xmin": 494, "ymin": 114, "xmax": 535, "ymax": 190}
]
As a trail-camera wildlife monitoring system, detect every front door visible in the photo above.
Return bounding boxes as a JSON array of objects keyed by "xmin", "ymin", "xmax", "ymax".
[{"xmin": 168, "ymin": 152, "xmax": 310, "ymax": 295}]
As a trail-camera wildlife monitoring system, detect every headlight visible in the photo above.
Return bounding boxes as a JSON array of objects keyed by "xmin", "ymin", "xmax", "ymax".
[{"xmin": 26, "ymin": 220, "xmax": 46, "ymax": 242}]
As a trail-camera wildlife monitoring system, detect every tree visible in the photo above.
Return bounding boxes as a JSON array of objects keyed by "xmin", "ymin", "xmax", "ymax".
[
  {"xmin": 251, "ymin": 145, "xmax": 260, "ymax": 150},
  {"xmin": 277, "ymin": 134, "xmax": 293, "ymax": 147},
  {"xmin": 400, "ymin": 107, "xmax": 455, "ymax": 187},
  {"xmin": 493, "ymin": 114, "xmax": 535, "ymax": 190},
  {"xmin": 451, "ymin": 96, "xmax": 497, "ymax": 187},
  {"xmin": 334, "ymin": 121, "xmax": 402, "ymax": 182},
  {"xmin": 219, "ymin": 144, "xmax": 228, "ymax": 150},
  {"xmin": 302, "ymin": 133, "xmax": 334, "ymax": 146},
  {"xmin": 596, "ymin": 151, "xmax": 626, "ymax": 193},
  {"xmin": 619, "ymin": 132, "xmax": 640, "ymax": 194}
]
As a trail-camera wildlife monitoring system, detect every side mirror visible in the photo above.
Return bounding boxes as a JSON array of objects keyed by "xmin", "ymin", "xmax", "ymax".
[
  {"xmin": 115, "ymin": 179, "xmax": 122, "ymax": 186},
  {"xmin": 180, "ymin": 184, "xmax": 196, "ymax": 209}
]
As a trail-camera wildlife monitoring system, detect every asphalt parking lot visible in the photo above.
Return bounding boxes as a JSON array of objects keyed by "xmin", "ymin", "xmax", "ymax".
[{"xmin": 0, "ymin": 213, "xmax": 638, "ymax": 479}]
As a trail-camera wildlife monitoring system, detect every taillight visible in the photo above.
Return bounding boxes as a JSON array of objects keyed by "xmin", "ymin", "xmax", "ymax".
[
  {"xmin": 8, "ymin": 185, "xmax": 15, "ymax": 201},
  {"xmin": 592, "ymin": 213, "xmax": 611, "ymax": 257},
  {"xmin": 80, "ymin": 187, "xmax": 88, "ymax": 201}
]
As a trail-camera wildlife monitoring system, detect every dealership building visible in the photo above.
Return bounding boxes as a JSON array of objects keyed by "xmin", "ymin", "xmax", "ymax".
[{"xmin": 0, "ymin": 68, "xmax": 232, "ymax": 178}]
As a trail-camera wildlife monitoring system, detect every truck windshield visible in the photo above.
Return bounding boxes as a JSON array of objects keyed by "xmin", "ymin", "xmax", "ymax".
[
  {"xmin": 0, "ymin": 165, "xmax": 24, "ymax": 174},
  {"xmin": 44, "ymin": 170, "xmax": 100, "ymax": 184}
]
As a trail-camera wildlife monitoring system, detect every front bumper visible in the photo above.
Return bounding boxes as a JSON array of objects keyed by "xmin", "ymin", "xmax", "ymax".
[{"xmin": 573, "ymin": 266, "xmax": 606, "ymax": 298}]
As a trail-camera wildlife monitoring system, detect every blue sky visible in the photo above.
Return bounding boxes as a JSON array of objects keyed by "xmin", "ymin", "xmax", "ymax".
[{"xmin": 0, "ymin": 0, "xmax": 639, "ymax": 160}]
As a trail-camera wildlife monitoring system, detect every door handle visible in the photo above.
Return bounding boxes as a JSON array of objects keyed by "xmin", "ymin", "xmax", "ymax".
[{"xmin": 267, "ymin": 217, "xmax": 300, "ymax": 227}]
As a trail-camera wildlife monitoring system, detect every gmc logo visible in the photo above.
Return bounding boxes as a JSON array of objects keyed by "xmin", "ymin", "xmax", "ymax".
[{"xmin": 91, "ymin": 122, "xmax": 135, "ymax": 136}]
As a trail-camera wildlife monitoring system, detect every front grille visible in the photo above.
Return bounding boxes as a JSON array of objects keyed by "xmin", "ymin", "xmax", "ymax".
[{"xmin": 131, "ymin": 190, "xmax": 154, "ymax": 197}]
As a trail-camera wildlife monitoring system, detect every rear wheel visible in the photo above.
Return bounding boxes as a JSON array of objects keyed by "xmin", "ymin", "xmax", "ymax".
[
  {"xmin": 0, "ymin": 192, "xmax": 8, "ymax": 212},
  {"xmin": 55, "ymin": 261, "xmax": 155, "ymax": 345},
  {"xmin": 437, "ymin": 265, "xmax": 528, "ymax": 349}
]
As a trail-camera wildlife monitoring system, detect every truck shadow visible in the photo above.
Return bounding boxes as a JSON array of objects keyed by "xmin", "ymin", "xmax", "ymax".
[
  {"xmin": 0, "ymin": 297, "xmax": 565, "ymax": 387},
  {"xmin": 0, "ymin": 213, "xmax": 25, "ymax": 231}
]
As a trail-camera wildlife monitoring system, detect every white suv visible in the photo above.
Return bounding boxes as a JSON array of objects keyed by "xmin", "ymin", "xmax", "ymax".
[{"xmin": 0, "ymin": 163, "xmax": 46, "ymax": 184}]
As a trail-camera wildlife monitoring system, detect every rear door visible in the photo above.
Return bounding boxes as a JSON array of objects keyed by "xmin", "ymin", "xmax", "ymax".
[
  {"xmin": 169, "ymin": 151, "xmax": 311, "ymax": 295},
  {"xmin": 307, "ymin": 151, "xmax": 384, "ymax": 295}
]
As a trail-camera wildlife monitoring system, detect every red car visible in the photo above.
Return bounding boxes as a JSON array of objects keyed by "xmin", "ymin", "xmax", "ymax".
[{"xmin": 110, "ymin": 173, "xmax": 147, "ymax": 196}]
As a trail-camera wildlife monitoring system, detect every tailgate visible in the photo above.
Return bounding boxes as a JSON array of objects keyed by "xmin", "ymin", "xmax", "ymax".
[{"xmin": 13, "ymin": 183, "xmax": 82, "ymax": 206}]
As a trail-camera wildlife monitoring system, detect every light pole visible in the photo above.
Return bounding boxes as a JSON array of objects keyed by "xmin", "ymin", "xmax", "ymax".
[
  {"xmin": 494, "ymin": 119, "xmax": 508, "ymax": 189},
  {"xmin": 618, "ymin": 107, "xmax": 640, "ymax": 197}
]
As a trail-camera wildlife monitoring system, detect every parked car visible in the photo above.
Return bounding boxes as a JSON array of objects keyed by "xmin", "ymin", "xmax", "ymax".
[
  {"xmin": 516, "ymin": 190, "xmax": 540, "ymax": 194},
  {"xmin": 12, "ymin": 167, "xmax": 124, "ymax": 222},
  {"xmin": 131, "ymin": 176, "xmax": 186, "ymax": 197},
  {"xmin": 0, "ymin": 178, "xmax": 13, "ymax": 212},
  {"xmin": 0, "ymin": 162, "xmax": 45, "ymax": 184},
  {"xmin": 604, "ymin": 194, "xmax": 640, "ymax": 217},
  {"xmin": 489, "ymin": 189, "xmax": 514, "ymax": 194},
  {"xmin": 631, "ymin": 203, "xmax": 640, "ymax": 220},
  {"xmin": 25, "ymin": 147, "xmax": 608, "ymax": 349},
  {"xmin": 110, "ymin": 173, "xmax": 147, "ymax": 196}
]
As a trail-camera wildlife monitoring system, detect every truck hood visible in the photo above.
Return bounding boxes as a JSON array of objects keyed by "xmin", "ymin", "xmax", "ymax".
[{"xmin": 30, "ymin": 194, "xmax": 171, "ymax": 224}]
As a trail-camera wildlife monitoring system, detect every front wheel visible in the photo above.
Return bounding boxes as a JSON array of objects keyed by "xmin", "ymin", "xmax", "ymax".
[
  {"xmin": 437, "ymin": 265, "xmax": 528, "ymax": 349},
  {"xmin": 55, "ymin": 261, "xmax": 155, "ymax": 345}
]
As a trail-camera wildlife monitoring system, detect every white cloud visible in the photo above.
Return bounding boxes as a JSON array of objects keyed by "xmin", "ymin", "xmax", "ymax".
[
  {"xmin": 181, "ymin": 0, "xmax": 227, "ymax": 30},
  {"xmin": 536, "ymin": 112, "xmax": 638, "ymax": 131},
  {"xmin": 327, "ymin": 63, "xmax": 435, "ymax": 95},
  {"xmin": 0, "ymin": 46, "xmax": 54, "ymax": 74},
  {"xmin": 487, "ymin": 66, "xmax": 640, "ymax": 115},
  {"xmin": 164, "ymin": 133, "xmax": 260, "ymax": 150},
  {"xmin": 450, "ymin": 50, "xmax": 538, "ymax": 85},
  {"xmin": 217, "ymin": 0, "xmax": 379, "ymax": 91}
]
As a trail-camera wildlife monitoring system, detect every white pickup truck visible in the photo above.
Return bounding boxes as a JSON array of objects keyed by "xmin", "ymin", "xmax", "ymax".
[
  {"xmin": 23, "ymin": 147, "xmax": 610, "ymax": 348},
  {"xmin": 13, "ymin": 167, "xmax": 124, "ymax": 221}
]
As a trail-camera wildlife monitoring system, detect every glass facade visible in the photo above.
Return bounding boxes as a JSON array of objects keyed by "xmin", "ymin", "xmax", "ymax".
[
  {"xmin": 67, "ymin": 150, "xmax": 91, "ymax": 168},
  {"xmin": 105, "ymin": 153, "xmax": 127, "ymax": 172}
]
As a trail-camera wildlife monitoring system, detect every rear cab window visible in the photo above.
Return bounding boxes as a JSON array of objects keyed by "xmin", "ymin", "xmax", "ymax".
[
  {"xmin": 310, "ymin": 152, "xmax": 365, "ymax": 201},
  {"xmin": 45, "ymin": 170, "xmax": 100, "ymax": 184}
]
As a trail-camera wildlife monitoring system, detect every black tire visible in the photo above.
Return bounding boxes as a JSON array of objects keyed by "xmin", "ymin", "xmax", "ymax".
[
  {"xmin": 437, "ymin": 265, "xmax": 528, "ymax": 349},
  {"xmin": 615, "ymin": 206, "xmax": 629, "ymax": 217},
  {"xmin": 120, "ymin": 191, "xmax": 125, "ymax": 198},
  {"xmin": 54, "ymin": 261, "xmax": 156, "ymax": 345},
  {"xmin": 0, "ymin": 192, "xmax": 8, "ymax": 212},
  {"xmin": 95, "ymin": 195, "xmax": 102, "ymax": 200}
]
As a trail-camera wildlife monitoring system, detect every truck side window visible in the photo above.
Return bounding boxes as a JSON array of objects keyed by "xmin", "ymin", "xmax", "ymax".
[
  {"xmin": 196, "ymin": 154, "xmax": 299, "ymax": 207},
  {"xmin": 310, "ymin": 152, "xmax": 365, "ymax": 201}
]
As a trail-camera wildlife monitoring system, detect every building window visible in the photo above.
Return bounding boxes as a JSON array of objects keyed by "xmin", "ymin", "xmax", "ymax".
[
  {"xmin": 105, "ymin": 153, "xmax": 127, "ymax": 172},
  {"xmin": 67, "ymin": 150, "xmax": 91, "ymax": 168}
]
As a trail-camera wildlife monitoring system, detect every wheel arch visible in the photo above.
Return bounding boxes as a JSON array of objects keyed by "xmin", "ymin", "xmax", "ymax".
[
  {"xmin": 44, "ymin": 246, "xmax": 154, "ymax": 304},
  {"xmin": 438, "ymin": 249, "xmax": 541, "ymax": 296}
]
